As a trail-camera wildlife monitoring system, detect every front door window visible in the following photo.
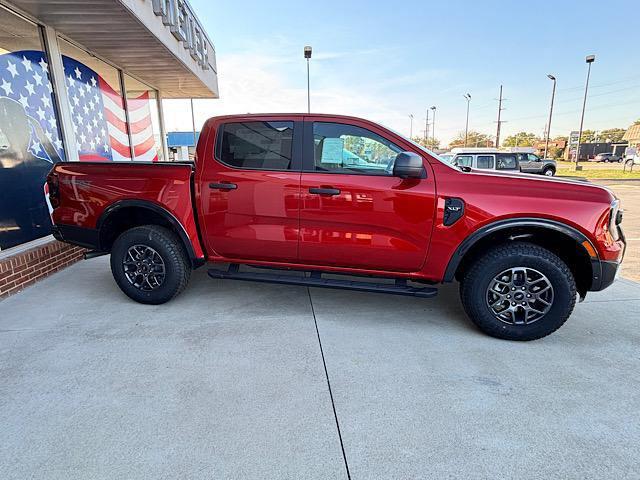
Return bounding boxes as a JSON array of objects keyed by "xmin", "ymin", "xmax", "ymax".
[{"xmin": 311, "ymin": 122, "xmax": 401, "ymax": 175}]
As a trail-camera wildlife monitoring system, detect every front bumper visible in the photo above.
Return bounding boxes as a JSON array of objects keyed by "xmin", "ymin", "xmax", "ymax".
[
  {"xmin": 590, "ymin": 224, "xmax": 625, "ymax": 292},
  {"xmin": 590, "ymin": 259, "xmax": 621, "ymax": 291}
]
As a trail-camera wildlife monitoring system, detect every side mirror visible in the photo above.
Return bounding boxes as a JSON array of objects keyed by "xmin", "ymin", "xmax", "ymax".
[{"xmin": 393, "ymin": 152, "xmax": 425, "ymax": 179}]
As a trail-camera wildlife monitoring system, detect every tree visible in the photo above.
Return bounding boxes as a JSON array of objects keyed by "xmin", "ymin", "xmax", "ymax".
[
  {"xmin": 448, "ymin": 131, "xmax": 493, "ymax": 149},
  {"xmin": 634, "ymin": 119, "xmax": 640, "ymax": 125},
  {"xmin": 553, "ymin": 135, "xmax": 568, "ymax": 142},
  {"xmin": 547, "ymin": 147, "xmax": 564, "ymax": 159},
  {"xmin": 412, "ymin": 136, "xmax": 440, "ymax": 149},
  {"xmin": 578, "ymin": 130, "xmax": 596, "ymax": 143},
  {"xmin": 599, "ymin": 128, "xmax": 626, "ymax": 143},
  {"xmin": 502, "ymin": 132, "xmax": 540, "ymax": 147}
]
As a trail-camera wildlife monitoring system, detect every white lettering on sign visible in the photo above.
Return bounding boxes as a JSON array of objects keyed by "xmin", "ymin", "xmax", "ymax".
[{"xmin": 151, "ymin": 0, "xmax": 211, "ymax": 70}]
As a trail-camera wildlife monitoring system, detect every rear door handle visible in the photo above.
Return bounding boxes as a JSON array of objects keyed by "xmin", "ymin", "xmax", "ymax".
[
  {"xmin": 309, "ymin": 187, "xmax": 340, "ymax": 196},
  {"xmin": 209, "ymin": 182, "xmax": 237, "ymax": 190}
]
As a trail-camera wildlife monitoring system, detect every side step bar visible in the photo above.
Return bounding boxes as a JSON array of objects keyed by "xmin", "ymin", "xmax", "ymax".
[
  {"xmin": 84, "ymin": 250, "xmax": 108, "ymax": 260},
  {"xmin": 208, "ymin": 264, "xmax": 438, "ymax": 298}
]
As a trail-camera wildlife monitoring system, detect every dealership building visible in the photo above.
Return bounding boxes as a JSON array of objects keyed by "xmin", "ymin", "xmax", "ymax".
[{"xmin": 0, "ymin": 0, "xmax": 218, "ymax": 297}]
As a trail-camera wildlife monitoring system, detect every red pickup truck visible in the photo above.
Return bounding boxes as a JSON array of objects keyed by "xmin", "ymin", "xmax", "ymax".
[{"xmin": 47, "ymin": 114, "xmax": 625, "ymax": 340}]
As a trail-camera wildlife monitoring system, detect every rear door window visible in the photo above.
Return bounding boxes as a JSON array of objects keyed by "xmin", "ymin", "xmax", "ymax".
[
  {"xmin": 216, "ymin": 121, "xmax": 294, "ymax": 170},
  {"xmin": 476, "ymin": 155, "xmax": 495, "ymax": 169}
]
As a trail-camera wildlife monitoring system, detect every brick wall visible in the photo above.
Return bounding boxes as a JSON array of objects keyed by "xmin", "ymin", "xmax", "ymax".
[{"xmin": 0, "ymin": 240, "xmax": 85, "ymax": 299}]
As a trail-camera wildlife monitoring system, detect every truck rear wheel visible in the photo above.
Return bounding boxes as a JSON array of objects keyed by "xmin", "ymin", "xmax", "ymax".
[
  {"xmin": 110, "ymin": 225, "xmax": 191, "ymax": 305},
  {"xmin": 460, "ymin": 242, "xmax": 576, "ymax": 340}
]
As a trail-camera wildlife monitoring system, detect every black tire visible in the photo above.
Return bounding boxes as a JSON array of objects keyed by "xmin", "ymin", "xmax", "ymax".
[
  {"xmin": 542, "ymin": 166, "xmax": 555, "ymax": 176},
  {"xmin": 460, "ymin": 242, "xmax": 576, "ymax": 341},
  {"xmin": 110, "ymin": 225, "xmax": 191, "ymax": 304}
]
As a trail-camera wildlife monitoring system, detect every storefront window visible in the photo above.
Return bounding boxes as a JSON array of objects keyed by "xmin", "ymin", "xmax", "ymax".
[
  {"xmin": 58, "ymin": 38, "xmax": 132, "ymax": 161},
  {"xmin": 0, "ymin": 6, "xmax": 65, "ymax": 250},
  {"xmin": 124, "ymin": 74, "xmax": 163, "ymax": 161}
]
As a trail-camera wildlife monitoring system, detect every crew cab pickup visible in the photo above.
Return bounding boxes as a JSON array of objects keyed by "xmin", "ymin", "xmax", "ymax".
[{"xmin": 47, "ymin": 114, "xmax": 626, "ymax": 340}]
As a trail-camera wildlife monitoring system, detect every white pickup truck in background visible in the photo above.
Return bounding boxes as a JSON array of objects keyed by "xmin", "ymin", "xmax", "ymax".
[{"xmin": 624, "ymin": 147, "xmax": 639, "ymax": 167}]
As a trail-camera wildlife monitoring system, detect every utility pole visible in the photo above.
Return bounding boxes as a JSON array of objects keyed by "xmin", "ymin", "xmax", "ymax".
[
  {"xmin": 430, "ymin": 106, "xmax": 436, "ymax": 147},
  {"xmin": 463, "ymin": 93, "xmax": 471, "ymax": 147},
  {"xmin": 408, "ymin": 114, "xmax": 414, "ymax": 138},
  {"xmin": 495, "ymin": 85, "xmax": 504, "ymax": 148}
]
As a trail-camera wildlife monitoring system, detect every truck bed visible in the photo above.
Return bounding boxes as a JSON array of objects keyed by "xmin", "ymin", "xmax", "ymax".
[{"xmin": 49, "ymin": 161, "xmax": 204, "ymax": 260}]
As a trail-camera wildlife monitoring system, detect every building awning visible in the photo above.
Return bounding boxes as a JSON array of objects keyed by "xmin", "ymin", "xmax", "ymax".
[
  {"xmin": 10, "ymin": 0, "xmax": 218, "ymax": 98},
  {"xmin": 623, "ymin": 124, "xmax": 640, "ymax": 142}
]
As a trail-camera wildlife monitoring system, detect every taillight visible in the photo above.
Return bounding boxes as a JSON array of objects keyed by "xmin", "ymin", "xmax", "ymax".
[{"xmin": 47, "ymin": 170, "xmax": 60, "ymax": 209}]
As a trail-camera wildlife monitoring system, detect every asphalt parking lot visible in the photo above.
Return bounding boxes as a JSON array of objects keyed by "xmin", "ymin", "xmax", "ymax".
[{"xmin": 2, "ymin": 257, "xmax": 640, "ymax": 479}]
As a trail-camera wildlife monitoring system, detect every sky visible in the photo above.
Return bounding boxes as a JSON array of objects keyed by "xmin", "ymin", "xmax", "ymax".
[{"xmin": 163, "ymin": 0, "xmax": 640, "ymax": 146}]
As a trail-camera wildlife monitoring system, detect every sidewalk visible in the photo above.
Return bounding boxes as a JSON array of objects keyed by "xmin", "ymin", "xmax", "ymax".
[{"xmin": 1, "ymin": 257, "xmax": 639, "ymax": 479}]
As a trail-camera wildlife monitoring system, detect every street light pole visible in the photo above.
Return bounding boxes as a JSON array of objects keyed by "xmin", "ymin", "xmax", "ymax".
[
  {"xmin": 463, "ymin": 94, "xmax": 471, "ymax": 147},
  {"xmin": 575, "ymin": 55, "xmax": 595, "ymax": 169},
  {"xmin": 408, "ymin": 114, "xmax": 414, "ymax": 138},
  {"xmin": 425, "ymin": 108, "xmax": 430, "ymax": 143},
  {"xmin": 430, "ymin": 106, "xmax": 436, "ymax": 147},
  {"xmin": 304, "ymin": 46, "xmax": 312, "ymax": 114},
  {"xmin": 544, "ymin": 74, "xmax": 556, "ymax": 159}
]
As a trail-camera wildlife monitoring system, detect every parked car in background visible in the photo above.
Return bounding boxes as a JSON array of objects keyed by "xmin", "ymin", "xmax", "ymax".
[
  {"xmin": 593, "ymin": 152, "xmax": 622, "ymax": 163},
  {"xmin": 515, "ymin": 152, "xmax": 557, "ymax": 176}
]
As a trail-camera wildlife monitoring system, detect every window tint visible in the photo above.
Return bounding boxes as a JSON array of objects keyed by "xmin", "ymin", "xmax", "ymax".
[
  {"xmin": 454, "ymin": 155, "xmax": 473, "ymax": 167},
  {"xmin": 496, "ymin": 153, "xmax": 518, "ymax": 170},
  {"xmin": 476, "ymin": 155, "xmax": 495, "ymax": 169},
  {"xmin": 527, "ymin": 154, "xmax": 540, "ymax": 162},
  {"xmin": 217, "ymin": 121, "xmax": 293, "ymax": 170},
  {"xmin": 312, "ymin": 122, "xmax": 401, "ymax": 175}
]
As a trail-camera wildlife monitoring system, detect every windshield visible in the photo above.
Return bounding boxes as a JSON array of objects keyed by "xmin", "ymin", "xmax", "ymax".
[{"xmin": 383, "ymin": 125, "xmax": 460, "ymax": 171}]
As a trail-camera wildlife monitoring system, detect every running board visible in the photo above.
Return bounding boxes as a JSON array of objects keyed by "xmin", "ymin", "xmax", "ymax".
[{"xmin": 207, "ymin": 264, "xmax": 438, "ymax": 298}]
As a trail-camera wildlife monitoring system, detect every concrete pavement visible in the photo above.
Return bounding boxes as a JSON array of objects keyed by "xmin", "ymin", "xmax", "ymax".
[{"xmin": 1, "ymin": 257, "xmax": 639, "ymax": 479}]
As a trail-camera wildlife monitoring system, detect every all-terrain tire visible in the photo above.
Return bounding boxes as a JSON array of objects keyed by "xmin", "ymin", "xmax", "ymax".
[
  {"xmin": 543, "ymin": 166, "xmax": 555, "ymax": 176},
  {"xmin": 460, "ymin": 242, "xmax": 576, "ymax": 341},
  {"xmin": 110, "ymin": 225, "xmax": 191, "ymax": 304}
]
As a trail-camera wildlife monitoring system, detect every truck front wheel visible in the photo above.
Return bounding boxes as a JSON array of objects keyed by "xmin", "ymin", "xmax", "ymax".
[
  {"xmin": 110, "ymin": 225, "xmax": 191, "ymax": 305},
  {"xmin": 460, "ymin": 242, "xmax": 576, "ymax": 340}
]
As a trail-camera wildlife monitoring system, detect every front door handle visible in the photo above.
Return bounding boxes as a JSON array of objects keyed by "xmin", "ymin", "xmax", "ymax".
[
  {"xmin": 209, "ymin": 182, "xmax": 237, "ymax": 190},
  {"xmin": 309, "ymin": 187, "xmax": 340, "ymax": 196}
]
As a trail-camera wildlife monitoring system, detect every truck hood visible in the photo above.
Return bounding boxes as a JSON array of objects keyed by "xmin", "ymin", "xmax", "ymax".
[{"xmin": 466, "ymin": 168, "xmax": 616, "ymax": 203}]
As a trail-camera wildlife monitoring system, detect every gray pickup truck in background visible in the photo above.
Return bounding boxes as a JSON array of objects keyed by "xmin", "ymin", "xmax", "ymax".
[{"xmin": 515, "ymin": 152, "xmax": 557, "ymax": 176}]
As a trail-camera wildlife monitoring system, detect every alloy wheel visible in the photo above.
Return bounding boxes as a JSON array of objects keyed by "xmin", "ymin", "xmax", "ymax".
[
  {"xmin": 486, "ymin": 267, "xmax": 554, "ymax": 325},
  {"xmin": 123, "ymin": 245, "xmax": 166, "ymax": 291}
]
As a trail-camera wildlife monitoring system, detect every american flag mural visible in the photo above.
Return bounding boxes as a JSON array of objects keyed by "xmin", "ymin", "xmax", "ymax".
[
  {"xmin": 62, "ymin": 55, "xmax": 158, "ymax": 162},
  {"xmin": 0, "ymin": 50, "xmax": 65, "ymax": 163}
]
